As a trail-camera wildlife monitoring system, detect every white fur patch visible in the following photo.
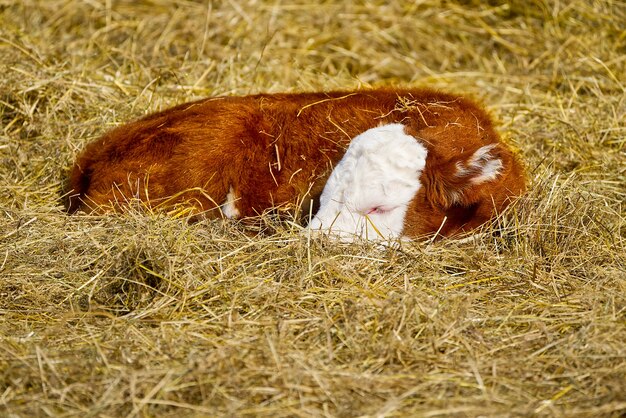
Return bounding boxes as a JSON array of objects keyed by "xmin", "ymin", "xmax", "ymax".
[
  {"xmin": 222, "ymin": 187, "xmax": 240, "ymax": 218},
  {"xmin": 308, "ymin": 123, "xmax": 427, "ymax": 241},
  {"xmin": 456, "ymin": 144, "xmax": 503, "ymax": 184}
]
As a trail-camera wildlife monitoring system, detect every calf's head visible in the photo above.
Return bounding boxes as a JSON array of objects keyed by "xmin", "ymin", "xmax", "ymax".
[{"xmin": 308, "ymin": 123, "xmax": 516, "ymax": 241}]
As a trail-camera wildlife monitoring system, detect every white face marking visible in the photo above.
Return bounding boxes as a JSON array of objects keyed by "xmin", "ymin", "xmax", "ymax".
[
  {"xmin": 308, "ymin": 123, "xmax": 427, "ymax": 241},
  {"xmin": 456, "ymin": 144, "xmax": 503, "ymax": 184},
  {"xmin": 221, "ymin": 187, "xmax": 240, "ymax": 218}
]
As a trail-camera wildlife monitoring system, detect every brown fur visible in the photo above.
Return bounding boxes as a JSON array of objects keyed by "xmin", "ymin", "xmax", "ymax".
[{"xmin": 66, "ymin": 88, "xmax": 526, "ymax": 239}]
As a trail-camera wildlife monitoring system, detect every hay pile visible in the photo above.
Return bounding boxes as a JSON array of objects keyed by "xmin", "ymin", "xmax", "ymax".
[{"xmin": 1, "ymin": 0, "xmax": 624, "ymax": 416}]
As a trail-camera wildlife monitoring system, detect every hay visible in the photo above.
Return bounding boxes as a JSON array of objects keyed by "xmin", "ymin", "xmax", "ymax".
[{"xmin": 1, "ymin": 0, "xmax": 625, "ymax": 416}]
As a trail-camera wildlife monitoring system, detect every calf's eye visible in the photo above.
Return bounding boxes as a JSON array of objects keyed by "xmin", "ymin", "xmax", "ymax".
[{"xmin": 366, "ymin": 206, "xmax": 391, "ymax": 215}]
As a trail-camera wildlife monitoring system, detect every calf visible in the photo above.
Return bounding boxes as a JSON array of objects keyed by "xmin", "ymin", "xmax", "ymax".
[{"xmin": 66, "ymin": 88, "xmax": 526, "ymax": 240}]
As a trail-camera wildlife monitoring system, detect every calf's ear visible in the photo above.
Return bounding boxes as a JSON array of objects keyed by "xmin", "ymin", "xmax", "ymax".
[{"xmin": 421, "ymin": 143, "xmax": 504, "ymax": 209}]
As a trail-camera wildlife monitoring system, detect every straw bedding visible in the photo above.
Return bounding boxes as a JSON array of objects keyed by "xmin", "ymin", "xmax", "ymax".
[{"xmin": 1, "ymin": 1, "xmax": 624, "ymax": 416}]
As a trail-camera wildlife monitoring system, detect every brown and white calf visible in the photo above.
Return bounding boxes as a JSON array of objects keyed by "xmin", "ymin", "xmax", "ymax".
[{"xmin": 66, "ymin": 88, "xmax": 526, "ymax": 240}]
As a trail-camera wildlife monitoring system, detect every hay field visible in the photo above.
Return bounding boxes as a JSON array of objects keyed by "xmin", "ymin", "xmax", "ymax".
[{"xmin": 1, "ymin": 0, "xmax": 625, "ymax": 416}]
